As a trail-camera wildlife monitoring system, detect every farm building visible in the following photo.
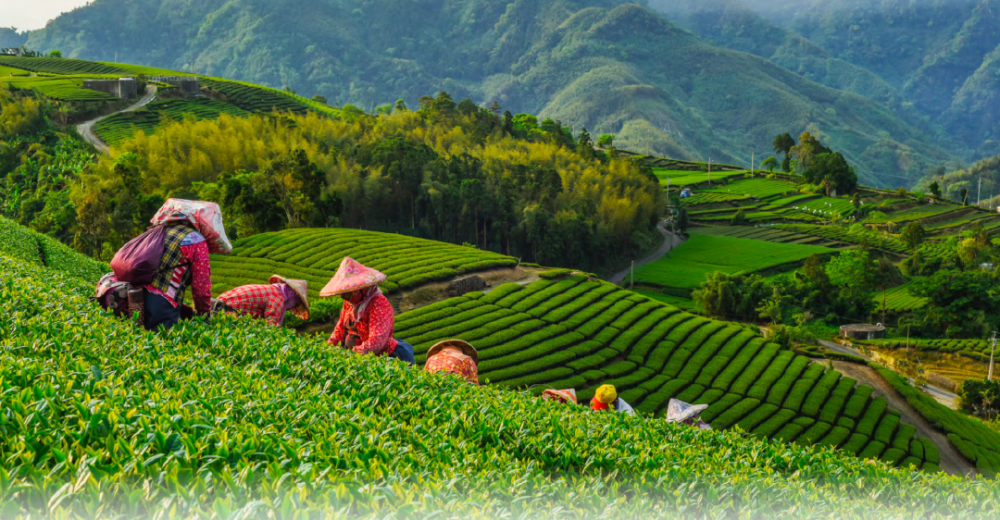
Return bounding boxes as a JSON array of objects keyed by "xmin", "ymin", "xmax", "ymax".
[
  {"xmin": 840, "ymin": 324, "xmax": 886, "ymax": 340},
  {"xmin": 151, "ymin": 76, "xmax": 201, "ymax": 95},
  {"xmin": 82, "ymin": 78, "xmax": 137, "ymax": 99}
]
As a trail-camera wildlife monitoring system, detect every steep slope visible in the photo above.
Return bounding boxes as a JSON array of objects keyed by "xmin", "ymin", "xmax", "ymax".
[
  {"xmin": 24, "ymin": 0, "xmax": 955, "ymax": 186},
  {"xmin": 4, "ymin": 216, "xmax": 1000, "ymax": 517},
  {"xmin": 739, "ymin": 0, "xmax": 1000, "ymax": 158},
  {"xmin": 646, "ymin": 0, "xmax": 901, "ymax": 107}
]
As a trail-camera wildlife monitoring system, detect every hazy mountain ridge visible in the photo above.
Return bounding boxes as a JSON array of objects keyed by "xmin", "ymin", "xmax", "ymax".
[{"xmin": 22, "ymin": 0, "xmax": 958, "ymax": 185}]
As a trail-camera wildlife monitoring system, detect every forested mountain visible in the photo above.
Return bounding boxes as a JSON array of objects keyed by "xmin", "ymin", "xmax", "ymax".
[
  {"xmin": 23, "ymin": 0, "xmax": 957, "ymax": 186},
  {"xmin": 682, "ymin": 0, "xmax": 1000, "ymax": 160},
  {"xmin": 0, "ymin": 28, "xmax": 27, "ymax": 49}
]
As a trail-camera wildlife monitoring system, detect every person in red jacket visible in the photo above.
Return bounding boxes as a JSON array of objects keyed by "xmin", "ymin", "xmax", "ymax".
[
  {"xmin": 214, "ymin": 275, "xmax": 309, "ymax": 326},
  {"xmin": 142, "ymin": 201, "xmax": 229, "ymax": 330},
  {"xmin": 424, "ymin": 339, "xmax": 479, "ymax": 384},
  {"xmin": 322, "ymin": 257, "xmax": 415, "ymax": 365}
]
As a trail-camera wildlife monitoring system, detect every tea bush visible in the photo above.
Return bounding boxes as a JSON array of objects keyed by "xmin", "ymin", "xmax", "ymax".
[{"xmin": 9, "ymin": 249, "xmax": 1000, "ymax": 516}]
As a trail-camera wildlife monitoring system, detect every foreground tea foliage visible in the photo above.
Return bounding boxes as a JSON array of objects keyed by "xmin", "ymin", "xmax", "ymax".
[{"xmin": 4, "ymin": 251, "xmax": 1000, "ymax": 518}]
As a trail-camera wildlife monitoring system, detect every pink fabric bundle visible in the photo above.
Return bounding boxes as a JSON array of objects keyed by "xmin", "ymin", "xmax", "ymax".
[{"xmin": 150, "ymin": 199, "xmax": 233, "ymax": 254}]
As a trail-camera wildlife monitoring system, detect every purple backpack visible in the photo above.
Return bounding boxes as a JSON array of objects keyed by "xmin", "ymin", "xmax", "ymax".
[{"xmin": 111, "ymin": 226, "xmax": 168, "ymax": 285}]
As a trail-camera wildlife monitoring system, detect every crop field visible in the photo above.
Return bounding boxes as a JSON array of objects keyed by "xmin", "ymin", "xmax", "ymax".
[
  {"xmin": 925, "ymin": 211, "xmax": 998, "ymax": 233},
  {"xmin": 201, "ymin": 78, "xmax": 312, "ymax": 114},
  {"xmin": 655, "ymin": 168, "xmax": 748, "ymax": 187},
  {"xmin": 704, "ymin": 178, "xmax": 799, "ymax": 198},
  {"xmin": 0, "ymin": 216, "xmax": 108, "ymax": 283},
  {"xmin": 210, "ymin": 227, "xmax": 518, "ymax": 297},
  {"xmin": 630, "ymin": 234, "xmax": 835, "ymax": 293},
  {"xmin": 876, "ymin": 367, "xmax": 1000, "ymax": 478},
  {"xmin": 690, "ymin": 226, "xmax": 835, "ymax": 247},
  {"xmin": 874, "ymin": 283, "xmax": 929, "ymax": 313},
  {"xmin": 94, "ymin": 98, "xmax": 251, "ymax": 145},
  {"xmin": 0, "ymin": 56, "xmax": 128, "ymax": 75},
  {"xmin": 865, "ymin": 203, "xmax": 965, "ymax": 225},
  {"xmin": 682, "ymin": 192, "xmax": 751, "ymax": 205},
  {"xmin": 0, "ymin": 75, "xmax": 118, "ymax": 101},
  {"xmin": 919, "ymin": 241, "xmax": 959, "ymax": 263},
  {"xmin": 395, "ymin": 274, "xmax": 940, "ymax": 471},
  {"xmin": 860, "ymin": 337, "xmax": 994, "ymax": 362},
  {"xmin": 5, "ymin": 232, "xmax": 1000, "ymax": 516},
  {"xmin": 775, "ymin": 224, "xmax": 910, "ymax": 254}
]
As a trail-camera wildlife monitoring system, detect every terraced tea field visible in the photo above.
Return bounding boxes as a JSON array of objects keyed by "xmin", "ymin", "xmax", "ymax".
[
  {"xmin": 860, "ymin": 337, "xmax": 994, "ymax": 362},
  {"xmin": 94, "ymin": 98, "xmax": 251, "ymax": 145},
  {"xmin": 655, "ymin": 169, "xmax": 748, "ymax": 187},
  {"xmin": 210, "ymin": 228, "xmax": 518, "ymax": 298},
  {"xmin": 395, "ymin": 275, "xmax": 944, "ymax": 471},
  {"xmin": 875, "ymin": 283, "xmax": 929, "ymax": 313},
  {"xmin": 0, "ymin": 74, "xmax": 118, "ymax": 101},
  {"xmin": 705, "ymin": 178, "xmax": 799, "ymax": 198},
  {"xmin": 690, "ymin": 226, "xmax": 837, "ymax": 247},
  {"xmin": 0, "ymin": 56, "xmax": 128, "ymax": 75},
  {"xmin": 865, "ymin": 203, "xmax": 965, "ymax": 225},
  {"xmin": 776, "ymin": 224, "xmax": 910, "ymax": 254},
  {"xmin": 632, "ymin": 234, "xmax": 836, "ymax": 293}
]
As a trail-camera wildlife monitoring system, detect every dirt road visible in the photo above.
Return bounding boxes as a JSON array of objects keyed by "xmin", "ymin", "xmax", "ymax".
[
  {"xmin": 829, "ymin": 359, "xmax": 976, "ymax": 477},
  {"xmin": 607, "ymin": 222, "xmax": 682, "ymax": 286},
  {"xmin": 76, "ymin": 85, "xmax": 158, "ymax": 154}
]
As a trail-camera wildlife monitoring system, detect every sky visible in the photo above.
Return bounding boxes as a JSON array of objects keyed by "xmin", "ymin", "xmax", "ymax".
[{"xmin": 4, "ymin": 0, "xmax": 91, "ymax": 31}]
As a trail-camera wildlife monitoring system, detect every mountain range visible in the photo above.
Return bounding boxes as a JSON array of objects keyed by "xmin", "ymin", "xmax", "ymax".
[{"xmin": 13, "ymin": 0, "xmax": 1000, "ymax": 187}]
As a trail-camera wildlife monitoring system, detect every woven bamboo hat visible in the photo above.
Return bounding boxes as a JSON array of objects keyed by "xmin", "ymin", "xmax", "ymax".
[
  {"xmin": 269, "ymin": 275, "xmax": 309, "ymax": 320},
  {"xmin": 320, "ymin": 257, "xmax": 387, "ymax": 297},
  {"xmin": 426, "ymin": 339, "xmax": 479, "ymax": 365}
]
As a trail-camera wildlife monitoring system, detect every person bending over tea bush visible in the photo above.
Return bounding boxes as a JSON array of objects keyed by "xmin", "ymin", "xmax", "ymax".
[{"xmin": 323, "ymin": 257, "xmax": 415, "ymax": 365}]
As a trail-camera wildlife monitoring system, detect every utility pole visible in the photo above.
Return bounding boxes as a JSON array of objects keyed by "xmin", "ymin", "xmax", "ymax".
[
  {"xmin": 751, "ymin": 152, "xmax": 755, "ymax": 178},
  {"xmin": 990, "ymin": 332, "xmax": 997, "ymax": 381},
  {"xmin": 708, "ymin": 157, "xmax": 712, "ymax": 186},
  {"xmin": 978, "ymin": 177, "xmax": 983, "ymax": 207}
]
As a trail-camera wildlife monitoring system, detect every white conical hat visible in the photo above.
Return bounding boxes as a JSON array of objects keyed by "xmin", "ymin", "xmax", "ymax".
[{"xmin": 666, "ymin": 399, "xmax": 709, "ymax": 424}]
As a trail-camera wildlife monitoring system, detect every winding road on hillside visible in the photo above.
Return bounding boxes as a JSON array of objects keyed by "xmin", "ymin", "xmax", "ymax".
[
  {"xmin": 76, "ymin": 85, "xmax": 158, "ymax": 154},
  {"xmin": 607, "ymin": 222, "xmax": 682, "ymax": 286}
]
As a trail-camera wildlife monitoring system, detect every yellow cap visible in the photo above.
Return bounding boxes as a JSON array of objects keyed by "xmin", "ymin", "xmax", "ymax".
[{"xmin": 595, "ymin": 384, "xmax": 617, "ymax": 404}]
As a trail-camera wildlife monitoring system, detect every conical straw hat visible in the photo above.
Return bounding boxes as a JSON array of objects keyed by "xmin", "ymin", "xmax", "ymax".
[
  {"xmin": 320, "ymin": 257, "xmax": 387, "ymax": 297},
  {"xmin": 666, "ymin": 399, "xmax": 709, "ymax": 424},
  {"xmin": 269, "ymin": 275, "xmax": 309, "ymax": 320}
]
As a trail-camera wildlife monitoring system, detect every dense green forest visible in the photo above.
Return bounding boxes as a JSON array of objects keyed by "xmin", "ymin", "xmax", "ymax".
[
  {"xmin": 1, "ymin": 85, "xmax": 661, "ymax": 272},
  {"xmin": 22, "ymin": 0, "xmax": 957, "ymax": 187}
]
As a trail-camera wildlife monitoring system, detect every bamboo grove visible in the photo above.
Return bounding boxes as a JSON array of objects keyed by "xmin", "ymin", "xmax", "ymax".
[{"xmin": 69, "ymin": 93, "xmax": 664, "ymax": 271}]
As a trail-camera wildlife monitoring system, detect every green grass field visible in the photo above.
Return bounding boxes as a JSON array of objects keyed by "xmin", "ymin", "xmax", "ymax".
[
  {"xmin": 703, "ymin": 178, "xmax": 799, "ymax": 198},
  {"xmin": 632, "ymin": 234, "xmax": 836, "ymax": 292},
  {"xmin": 210, "ymin": 228, "xmax": 518, "ymax": 297},
  {"xmin": 865, "ymin": 203, "xmax": 965, "ymax": 225},
  {"xmin": 4, "ymin": 220, "xmax": 1000, "ymax": 516}
]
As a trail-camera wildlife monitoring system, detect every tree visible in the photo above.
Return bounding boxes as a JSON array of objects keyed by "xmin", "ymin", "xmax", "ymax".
[
  {"xmin": 929, "ymin": 181, "xmax": 941, "ymax": 198},
  {"xmin": 761, "ymin": 156, "xmax": 779, "ymax": 173},
  {"xmin": 911, "ymin": 269, "xmax": 1000, "ymax": 338},
  {"xmin": 757, "ymin": 286, "xmax": 786, "ymax": 325},
  {"xmin": 961, "ymin": 187, "xmax": 969, "ymax": 205},
  {"xmin": 577, "ymin": 128, "xmax": 595, "ymax": 159},
  {"xmin": 311, "ymin": 94, "xmax": 327, "ymax": 104},
  {"xmin": 48, "ymin": 49, "xmax": 62, "ymax": 58},
  {"xmin": 802, "ymin": 152, "xmax": 857, "ymax": 194},
  {"xmin": 598, "ymin": 134, "xmax": 615, "ymax": 148},
  {"xmin": 900, "ymin": 222, "xmax": 926, "ymax": 252},
  {"xmin": 394, "ymin": 99, "xmax": 408, "ymax": 112},
  {"xmin": 487, "ymin": 101, "xmax": 502, "ymax": 116},
  {"xmin": 773, "ymin": 133, "xmax": 795, "ymax": 171},
  {"xmin": 457, "ymin": 98, "xmax": 478, "ymax": 117},
  {"xmin": 283, "ymin": 86, "xmax": 296, "ymax": 96},
  {"xmin": 692, "ymin": 272, "xmax": 769, "ymax": 320}
]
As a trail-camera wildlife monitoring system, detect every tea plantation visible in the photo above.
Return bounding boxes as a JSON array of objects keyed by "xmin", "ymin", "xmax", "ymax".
[
  {"xmin": 94, "ymin": 98, "xmax": 251, "ymax": 145},
  {"xmin": 632, "ymin": 234, "xmax": 836, "ymax": 294},
  {"xmin": 395, "ymin": 274, "xmax": 946, "ymax": 472},
  {"xmin": 3, "ymin": 221, "xmax": 1000, "ymax": 517},
  {"xmin": 210, "ymin": 227, "xmax": 518, "ymax": 298},
  {"xmin": 0, "ymin": 56, "xmax": 340, "ymax": 119}
]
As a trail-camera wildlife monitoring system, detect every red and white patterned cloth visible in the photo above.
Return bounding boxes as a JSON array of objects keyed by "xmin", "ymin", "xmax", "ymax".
[
  {"xmin": 218, "ymin": 284, "xmax": 288, "ymax": 326},
  {"xmin": 425, "ymin": 354, "xmax": 479, "ymax": 385},
  {"xmin": 145, "ymin": 236, "xmax": 212, "ymax": 315},
  {"xmin": 328, "ymin": 292, "xmax": 398, "ymax": 356}
]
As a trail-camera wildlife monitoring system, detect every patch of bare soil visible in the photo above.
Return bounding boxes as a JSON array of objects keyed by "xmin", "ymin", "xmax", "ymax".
[{"xmin": 828, "ymin": 360, "xmax": 977, "ymax": 477}]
